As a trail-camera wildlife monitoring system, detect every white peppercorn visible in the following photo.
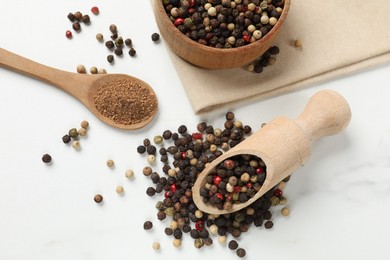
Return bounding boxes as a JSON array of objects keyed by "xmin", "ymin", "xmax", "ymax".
[
  {"xmin": 76, "ymin": 64, "xmax": 86, "ymax": 74},
  {"xmin": 173, "ymin": 239, "xmax": 182, "ymax": 248},
  {"xmin": 72, "ymin": 140, "xmax": 80, "ymax": 149},
  {"xmin": 281, "ymin": 207, "xmax": 290, "ymax": 216},
  {"xmin": 116, "ymin": 185, "xmax": 124, "ymax": 194},
  {"xmin": 78, "ymin": 128, "xmax": 87, "ymax": 137},
  {"xmin": 218, "ymin": 236, "xmax": 227, "ymax": 245},
  {"xmin": 106, "ymin": 159, "xmax": 114, "ymax": 168},
  {"xmin": 125, "ymin": 170, "xmax": 134, "ymax": 179},
  {"xmin": 147, "ymin": 155, "xmax": 156, "ymax": 164},
  {"xmin": 269, "ymin": 17, "xmax": 278, "ymax": 26},
  {"xmin": 209, "ymin": 224, "xmax": 218, "ymax": 235},
  {"xmin": 152, "ymin": 242, "xmax": 161, "ymax": 250}
]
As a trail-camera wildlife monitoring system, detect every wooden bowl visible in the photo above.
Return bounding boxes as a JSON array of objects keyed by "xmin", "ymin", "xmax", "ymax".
[{"xmin": 153, "ymin": 0, "xmax": 291, "ymax": 69}]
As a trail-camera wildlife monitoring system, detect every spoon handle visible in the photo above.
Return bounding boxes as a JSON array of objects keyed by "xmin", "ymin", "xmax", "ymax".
[
  {"xmin": 0, "ymin": 48, "xmax": 89, "ymax": 99},
  {"xmin": 295, "ymin": 90, "xmax": 352, "ymax": 143}
]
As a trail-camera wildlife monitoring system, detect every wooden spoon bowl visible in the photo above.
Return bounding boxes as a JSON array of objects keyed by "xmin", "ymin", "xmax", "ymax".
[
  {"xmin": 192, "ymin": 90, "xmax": 352, "ymax": 215},
  {"xmin": 0, "ymin": 48, "xmax": 158, "ymax": 130},
  {"xmin": 153, "ymin": 0, "xmax": 291, "ymax": 69}
]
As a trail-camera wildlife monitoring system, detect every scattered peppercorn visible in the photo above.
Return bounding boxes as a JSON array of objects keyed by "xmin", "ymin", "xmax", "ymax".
[
  {"xmin": 94, "ymin": 194, "xmax": 103, "ymax": 203},
  {"xmin": 62, "ymin": 134, "xmax": 71, "ymax": 144},
  {"xmin": 125, "ymin": 38, "xmax": 132, "ymax": 46},
  {"xmin": 236, "ymin": 248, "xmax": 246, "ymax": 258},
  {"xmin": 65, "ymin": 30, "xmax": 72, "ymax": 39},
  {"xmin": 151, "ymin": 33, "xmax": 160, "ymax": 42},
  {"xmin": 228, "ymin": 240, "xmax": 239, "ymax": 250},
  {"xmin": 109, "ymin": 24, "xmax": 117, "ymax": 34},
  {"xmin": 68, "ymin": 128, "xmax": 79, "ymax": 138},
  {"xmin": 293, "ymin": 39, "xmax": 302, "ymax": 48},
  {"xmin": 107, "ymin": 55, "xmax": 114, "ymax": 63},
  {"xmin": 72, "ymin": 22, "xmax": 81, "ymax": 31},
  {"xmin": 82, "ymin": 15, "xmax": 90, "ymax": 24},
  {"xmin": 116, "ymin": 185, "xmax": 124, "ymax": 194},
  {"xmin": 42, "ymin": 154, "xmax": 52, "ymax": 163},
  {"xmin": 86, "ymin": 66, "xmax": 97, "ymax": 74},
  {"xmin": 114, "ymin": 48, "xmax": 123, "ymax": 56},
  {"xmin": 71, "ymin": 141, "xmax": 80, "ymax": 149},
  {"xmin": 129, "ymin": 48, "xmax": 136, "ymax": 57},
  {"xmin": 144, "ymin": 221, "xmax": 153, "ymax": 230},
  {"xmin": 106, "ymin": 159, "xmax": 114, "ymax": 168},
  {"xmin": 76, "ymin": 65, "xmax": 86, "ymax": 74},
  {"xmin": 152, "ymin": 242, "xmax": 160, "ymax": 250},
  {"xmin": 91, "ymin": 6, "xmax": 99, "ymax": 15},
  {"xmin": 96, "ymin": 33, "xmax": 104, "ymax": 42}
]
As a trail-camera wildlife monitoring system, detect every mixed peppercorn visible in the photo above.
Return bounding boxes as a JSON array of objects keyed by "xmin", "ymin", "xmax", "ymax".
[
  {"xmin": 162, "ymin": 0, "xmax": 285, "ymax": 48},
  {"xmin": 138, "ymin": 111, "xmax": 291, "ymax": 257}
]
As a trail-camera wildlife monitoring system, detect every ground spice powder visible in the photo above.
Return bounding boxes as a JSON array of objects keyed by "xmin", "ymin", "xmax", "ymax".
[{"xmin": 93, "ymin": 79, "xmax": 157, "ymax": 126}]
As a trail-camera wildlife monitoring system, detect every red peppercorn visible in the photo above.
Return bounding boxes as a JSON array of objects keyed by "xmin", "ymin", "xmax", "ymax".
[
  {"xmin": 164, "ymin": 191, "xmax": 171, "ymax": 198},
  {"xmin": 274, "ymin": 188, "xmax": 283, "ymax": 198},
  {"xmin": 256, "ymin": 167, "xmax": 265, "ymax": 174},
  {"xmin": 192, "ymin": 132, "xmax": 202, "ymax": 140},
  {"xmin": 91, "ymin": 6, "xmax": 99, "ymax": 15},
  {"xmin": 246, "ymin": 182, "xmax": 253, "ymax": 189},
  {"xmin": 233, "ymin": 186, "xmax": 241, "ymax": 193},
  {"xmin": 214, "ymin": 176, "xmax": 222, "ymax": 186},
  {"xmin": 174, "ymin": 18, "xmax": 184, "ymax": 27},
  {"xmin": 65, "ymin": 30, "xmax": 72, "ymax": 39},
  {"xmin": 170, "ymin": 184, "xmax": 177, "ymax": 193},
  {"xmin": 215, "ymin": 193, "xmax": 224, "ymax": 200},
  {"xmin": 181, "ymin": 152, "xmax": 186, "ymax": 159},
  {"xmin": 188, "ymin": 8, "xmax": 196, "ymax": 15},
  {"xmin": 195, "ymin": 220, "xmax": 204, "ymax": 231},
  {"xmin": 189, "ymin": 0, "xmax": 196, "ymax": 7},
  {"xmin": 243, "ymin": 34, "xmax": 251, "ymax": 42},
  {"xmin": 223, "ymin": 159, "xmax": 235, "ymax": 169}
]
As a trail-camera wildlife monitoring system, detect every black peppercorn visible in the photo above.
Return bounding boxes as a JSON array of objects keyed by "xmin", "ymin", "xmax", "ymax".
[
  {"xmin": 67, "ymin": 12, "xmax": 75, "ymax": 22},
  {"xmin": 107, "ymin": 55, "xmax": 114, "ymax": 63},
  {"xmin": 264, "ymin": 220, "xmax": 274, "ymax": 229},
  {"xmin": 114, "ymin": 48, "xmax": 123, "ymax": 56},
  {"xmin": 42, "ymin": 154, "xmax": 52, "ymax": 163},
  {"xmin": 62, "ymin": 134, "xmax": 71, "ymax": 144},
  {"xmin": 129, "ymin": 48, "xmax": 136, "ymax": 57},
  {"xmin": 228, "ymin": 240, "xmax": 239, "ymax": 250},
  {"xmin": 125, "ymin": 38, "xmax": 132, "ymax": 46},
  {"xmin": 165, "ymin": 227, "xmax": 174, "ymax": 236},
  {"xmin": 105, "ymin": 40, "xmax": 114, "ymax": 49},
  {"xmin": 82, "ymin": 14, "xmax": 90, "ymax": 24},
  {"xmin": 236, "ymin": 248, "xmax": 246, "ymax": 258},
  {"xmin": 137, "ymin": 145, "xmax": 146, "ymax": 154},
  {"xmin": 143, "ymin": 221, "xmax": 153, "ymax": 230},
  {"xmin": 72, "ymin": 22, "xmax": 81, "ymax": 31},
  {"xmin": 147, "ymin": 145, "xmax": 157, "ymax": 155},
  {"xmin": 146, "ymin": 187, "xmax": 156, "ymax": 197},
  {"xmin": 151, "ymin": 33, "xmax": 160, "ymax": 42}
]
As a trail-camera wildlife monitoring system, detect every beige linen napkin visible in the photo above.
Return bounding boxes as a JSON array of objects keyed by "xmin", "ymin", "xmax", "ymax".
[{"xmin": 154, "ymin": 0, "xmax": 390, "ymax": 114}]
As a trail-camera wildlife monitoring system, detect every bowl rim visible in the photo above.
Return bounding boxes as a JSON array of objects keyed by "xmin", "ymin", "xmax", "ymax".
[{"xmin": 155, "ymin": 0, "xmax": 291, "ymax": 53}]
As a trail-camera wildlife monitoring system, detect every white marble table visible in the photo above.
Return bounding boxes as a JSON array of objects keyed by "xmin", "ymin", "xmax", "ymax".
[{"xmin": 0, "ymin": 1, "xmax": 389, "ymax": 260}]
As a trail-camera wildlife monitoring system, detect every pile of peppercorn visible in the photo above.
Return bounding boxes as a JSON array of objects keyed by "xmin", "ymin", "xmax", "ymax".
[
  {"xmin": 162, "ymin": 0, "xmax": 285, "ymax": 48},
  {"xmin": 137, "ymin": 112, "xmax": 290, "ymax": 257}
]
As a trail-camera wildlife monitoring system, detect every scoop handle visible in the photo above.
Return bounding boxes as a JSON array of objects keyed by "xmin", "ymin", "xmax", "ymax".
[
  {"xmin": 295, "ymin": 90, "xmax": 352, "ymax": 143},
  {"xmin": 0, "ymin": 47, "xmax": 90, "ymax": 98}
]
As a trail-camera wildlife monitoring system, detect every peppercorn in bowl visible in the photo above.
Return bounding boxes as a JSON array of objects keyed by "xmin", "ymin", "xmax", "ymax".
[{"xmin": 153, "ymin": 0, "xmax": 291, "ymax": 69}]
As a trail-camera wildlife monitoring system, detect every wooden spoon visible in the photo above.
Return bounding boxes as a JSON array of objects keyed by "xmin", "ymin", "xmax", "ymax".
[
  {"xmin": 192, "ymin": 90, "xmax": 352, "ymax": 215},
  {"xmin": 0, "ymin": 48, "xmax": 158, "ymax": 130}
]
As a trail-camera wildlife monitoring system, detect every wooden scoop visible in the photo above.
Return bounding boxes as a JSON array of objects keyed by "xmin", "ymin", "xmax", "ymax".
[
  {"xmin": 192, "ymin": 90, "xmax": 352, "ymax": 215},
  {"xmin": 0, "ymin": 48, "xmax": 158, "ymax": 130}
]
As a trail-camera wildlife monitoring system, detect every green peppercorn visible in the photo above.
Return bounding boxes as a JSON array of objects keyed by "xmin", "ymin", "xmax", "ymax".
[
  {"xmin": 68, "ymin": 128, "xmax": 79, "ymax": 138},
  {"xmin": 114, "ymin": 37, "xmax": 124, "ymax": 47}
]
